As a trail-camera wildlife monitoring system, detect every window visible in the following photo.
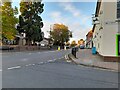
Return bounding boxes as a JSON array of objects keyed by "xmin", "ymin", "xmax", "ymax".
[{"xmin": 117, "ymin": 0, "xmax": 120, "ymax": 19}]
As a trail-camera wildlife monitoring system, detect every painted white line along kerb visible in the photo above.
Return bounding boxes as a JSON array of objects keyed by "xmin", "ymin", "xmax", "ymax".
[
  {"xmin": 0, "ymin": 69, "xmax": 2, "ymax": 72},
  {"xmin": 8, "ymin": 66, "xmax": 21, "ymax": 70}
]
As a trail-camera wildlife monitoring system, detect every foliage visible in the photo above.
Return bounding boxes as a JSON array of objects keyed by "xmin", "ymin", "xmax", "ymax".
[
  {"xmin": 50, "ymin": 24, "xmax": 72, "ymax": 45},
  {"xmin": 18, "ymin": 1, "xmax": 44, "ymax": 45},
  {"xmin": 78, "ymin": 39, "xmax": 85, "ymax": 45},
  {"xmin": 65, "ymin": 41, "xmax": 70, "ymax": 46},
  {"xmin": 71, "ymin": 40, "xmax": 77, "ymax": 47},
  {"xmin": 1, "ymin": 1, "xmax": 18, "ymax": 41}
]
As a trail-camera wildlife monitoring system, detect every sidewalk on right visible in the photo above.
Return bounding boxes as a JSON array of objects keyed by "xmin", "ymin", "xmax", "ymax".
[{"xmin": 68, "ymin": 49, "xmax": 119, "ymax": 72}]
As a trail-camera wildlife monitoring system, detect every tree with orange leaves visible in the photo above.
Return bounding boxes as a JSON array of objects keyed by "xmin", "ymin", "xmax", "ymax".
[{"xmin": 50, "ymin": 24, "xmax": 72, "ymax": 46}]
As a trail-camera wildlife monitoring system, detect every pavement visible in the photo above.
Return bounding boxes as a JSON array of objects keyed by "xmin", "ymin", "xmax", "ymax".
[
  {"xmin": 67, "ymin": 49, "xmax": 119, "ymax": 72},
  {"xmin": 1, "ymin": 46, "xmax": 58, "ymax": 53}
]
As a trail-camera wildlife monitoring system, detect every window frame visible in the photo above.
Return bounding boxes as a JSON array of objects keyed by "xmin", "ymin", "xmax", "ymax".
[{"xmin": 117, "ymin": 0, "xmax": 120, "ymax": 19}]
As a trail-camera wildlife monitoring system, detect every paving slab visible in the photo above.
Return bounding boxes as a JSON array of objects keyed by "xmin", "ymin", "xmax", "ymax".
[{"xmin": 67, "ymin": 49, "xmax": 119, "ymax": 72}]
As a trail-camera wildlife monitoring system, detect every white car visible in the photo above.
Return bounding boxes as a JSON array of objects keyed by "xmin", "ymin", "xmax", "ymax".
[{"xmin": 41, "ymin": 44, "xmax": 45, "ymax": 47}]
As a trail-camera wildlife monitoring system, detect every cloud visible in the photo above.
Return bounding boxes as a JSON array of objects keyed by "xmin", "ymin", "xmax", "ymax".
[
  {"xmin": 42, "ymin": 3, "xmax": 92, "ymax": 42},
  {"xmin": 60, "ymin": 3, "xmax": 81, "ymax": 17},
  {"xmin": 42, "ymin": 11, "xmax": 69, "ymax": 38},
  {"xmin": 49, "ymin": 11, "xmax": 70, "ymax": 25},
  {"xmin": 42, "ymin": 0, "xmax": 97, "ymax": 3},
  {"xmin": 49, "ymin": 11, "xmax": 63, "ymax": 23},
  {"xmin": 50, "ymin": 11, "xmax": 61, "ymax": 18},
  {"xmin": 59, "ymin": 3, "xmax": 91, "ymax": 26}
]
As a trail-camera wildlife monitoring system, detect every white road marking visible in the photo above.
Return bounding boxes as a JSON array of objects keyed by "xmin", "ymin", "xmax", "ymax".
[
  {"xmin": 0, "ymin": 69, "xmax": 2, "ymax": 72},
  {"xmin": 32, "ymin": 64, "xmax": 35, "ymax": 66},
  {"xmin": 25, "ymin": 64, "xmax": 32, "ymax": 67},
  {"xmin": 38, "ymin": 62, "xmax": 44, "ymax": 64},
  {"xmin": 28, "ymin": 53, "xmax": 32, "ymax": 55},
  {"xmin": 28, "ymin": 64, "xmax": 32, "ymax": 66},
  {"xmin": 38, "ymin": 52, "xmax": 41, "ymax": 54},
  {"xmin": 25, "ymin": 65, "xmax": 29, "ymax": 67},
  {"xmin": 47, "ymin": 60, "xmax": 54, "ymax": 62},
  {"xmin": 8, "ymin": 66, "xmax": 21, "ymax": 70},
  {"xmin": 44, "ymin": 62, "xmax": 47, "ymax": 64},
  {"xmin": 22, "ymin": 58, "xmax": 28, "ymax": 61}
]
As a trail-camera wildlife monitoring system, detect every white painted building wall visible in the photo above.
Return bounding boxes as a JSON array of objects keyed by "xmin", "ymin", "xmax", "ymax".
[{"xmin": 93, "ymin": 1, "xmax": 119, "ymax": 57}]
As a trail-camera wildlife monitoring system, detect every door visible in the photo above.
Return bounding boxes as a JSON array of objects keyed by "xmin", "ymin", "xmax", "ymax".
[
  {"xmin": 118, "ymin": 35, "xmax": 120, "ymax": 56},
  {"xmin": 117, "ymin": 34, "xmax": 120, "ymax": 56}
]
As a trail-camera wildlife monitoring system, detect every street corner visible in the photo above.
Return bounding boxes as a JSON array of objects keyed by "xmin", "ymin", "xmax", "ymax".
[{"xmin": 65, "ymin": 53, "xmax": 80, "ymax": 65}]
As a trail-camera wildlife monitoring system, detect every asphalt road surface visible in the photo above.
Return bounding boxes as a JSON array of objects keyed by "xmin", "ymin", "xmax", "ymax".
[{"xmin": 1, "ymin": 50, "xmax": 119, "ymax": 88}]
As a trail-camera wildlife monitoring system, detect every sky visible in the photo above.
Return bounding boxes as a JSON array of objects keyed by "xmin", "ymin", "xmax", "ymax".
[{"xmin": 12, "ymin": 1, "xmax": 97, "ymax": 42}]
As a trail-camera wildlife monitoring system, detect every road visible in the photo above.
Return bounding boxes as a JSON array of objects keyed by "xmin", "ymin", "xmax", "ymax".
[{"xmin": 1, "ymin": 50, "xmax": 119, "ymax": 88}]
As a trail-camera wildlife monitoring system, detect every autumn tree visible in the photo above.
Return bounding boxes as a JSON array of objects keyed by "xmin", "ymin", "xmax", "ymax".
[
  {"xmin": 65, "ymin": 41, "xmax": 70, "ymax": 46},
  {"xmin": 1, "ymin": 1, "xmax": 18, "ymax": 44},
  {"xmin": 50, "ymin": 24, "xmax": 72, "ymax": 46},
  {"xmin": 18, "ymin": 0, "xmax": 44, "ymax": 45},
  {"xmin": 78, "ymin": 39, "xmax": 85, "ymax": 45},
  {"xmin": 71, "ymin": 40, "xmax": 77, "ymax": 47}
]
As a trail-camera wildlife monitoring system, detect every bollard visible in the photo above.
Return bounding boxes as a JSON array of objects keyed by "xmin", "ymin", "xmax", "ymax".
[
  {"xmin": 58, "ymin": 46, "xmax": 60, "ymax": 51},
  {"xmin": 92, "ymin": 47, "xmax": 97, "ymax": 55},
  {"xmin": 72, "ymin": 47, "xmax": 76, "ymax": 58}
]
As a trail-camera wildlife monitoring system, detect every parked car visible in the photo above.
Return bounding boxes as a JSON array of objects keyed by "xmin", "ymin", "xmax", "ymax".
[{"xmin": 41, "ymin": 44, "xmax": 45, "ymax": 47}]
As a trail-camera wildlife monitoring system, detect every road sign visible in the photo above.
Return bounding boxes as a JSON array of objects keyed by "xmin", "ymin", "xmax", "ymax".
[{"xmin": 92, "ymin": 17, "xmax": 100, "ymax": 25}]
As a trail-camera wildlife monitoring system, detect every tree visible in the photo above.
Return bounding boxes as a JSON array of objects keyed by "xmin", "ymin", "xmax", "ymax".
[
  {"xmin": 65, "ymin": 41, "xmax": 70, "ymax": 46},
  {"xmin": 1, "ymin": 1, "xmax": 18, "ymax": 44},
  {"xmin": 71, "ymin": 40, "xmax": 77, "ymax": 47},
  {"xmin": 78, "ymin": 39, "xmax": 85, "ymax": 45},
  {"xmin": 18, "ymin": 1, "xmax": 44, "ymax": 45},
  {"xmin": 50, "ymin": 24, "xmax": 72, "ymax": 46}
]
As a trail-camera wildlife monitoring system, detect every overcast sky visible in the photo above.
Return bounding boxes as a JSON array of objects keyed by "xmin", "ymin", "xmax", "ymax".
[{"xmin": 12, "ymin": 1, "xmax": 97, "ymax": 42}]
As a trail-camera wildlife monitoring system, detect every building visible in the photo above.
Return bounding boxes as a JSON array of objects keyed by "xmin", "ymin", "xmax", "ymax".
[
  {"xmin": 40, "ymin": 38, "xmax": 53, "ymax": 47},
  {"xmin": 86, "ymin": 30, "xmax": 93, "ymax": 49},
  {"xmin": 92, "ymin": 0, "xmax": 120, "ymax": 61}
]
